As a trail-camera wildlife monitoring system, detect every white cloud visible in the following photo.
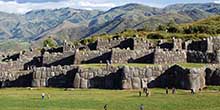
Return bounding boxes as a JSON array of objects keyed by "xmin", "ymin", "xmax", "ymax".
[
  {"xmin": 79, "ymin": 1, "xmax": 116, "ymax": 8},
  {"xmin": 214, "ymin": 0, "xmax": 220, "ymax": 3},
  {"xmin": 0, "ymin": 0, "xmax": 117, "ymax": 14},
  {"xmin": 0, "ymin": 0, "xmax": 76, "ymax": 13}
]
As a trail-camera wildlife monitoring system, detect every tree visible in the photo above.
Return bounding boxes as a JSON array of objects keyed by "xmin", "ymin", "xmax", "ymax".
[
  {"xmin": 147, "ymin": 33, "xmax": 165, "ymax": 39},
  {"xmin": 166, "ymin": 21, "xmax": 182, "ymax": 33},
  {"xmin": 157, "ymin": 24, "xmax": 167, "ymax": 31},
  {"xmin": 43, "ymin": 36, "xmax": 57, "ymax": 48}
]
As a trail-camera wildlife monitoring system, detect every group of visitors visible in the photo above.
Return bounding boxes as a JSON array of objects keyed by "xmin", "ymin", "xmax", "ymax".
[
  {"xmin": 137, "ymin": 87, "xmax": 201, "ymax": 110},
  {"xmin": 39, "ymin": 87, "xmax": 200, "ymax": 110}
]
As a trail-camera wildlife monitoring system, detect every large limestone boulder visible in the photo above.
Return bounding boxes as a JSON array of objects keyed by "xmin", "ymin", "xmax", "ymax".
[
  {"xmin": 189, "ymin": 68, "xmax": 206, "ymax": 91},
  {"xmin": 32, "ymin": 79, "xmax": 40, "ymax": 87},
  {"xmin": 73, "ymin": 73, "xmax": 81, "ymax": 88},
  {"xmin": 163, "ymin": 65, "xmax": 206, "ymax": 91},
  {"xmin": 40, "ymin": 79, "xmax": 46, "ymax": 87},
  {"xmin": 132, "ymin": 77, "xmax": 141, "ymax": 89},
  {"xmin": 80, "ymin": 78, "xmax": 88, "ymax": 88},
  {"xmin": 122, "ymin": 79, "xmax": 132, "ymax": 89}
]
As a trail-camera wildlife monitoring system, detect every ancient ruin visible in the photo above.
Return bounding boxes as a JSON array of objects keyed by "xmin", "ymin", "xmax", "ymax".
[{"xmin": 2, "ymin": 36, "xmax": 220, "ymax": 91}]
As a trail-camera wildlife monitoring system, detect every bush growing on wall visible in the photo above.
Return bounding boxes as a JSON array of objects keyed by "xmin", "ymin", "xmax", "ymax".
[{"xmin": 43, "ymin": 36, "xmax": 57, "ymax": 48}]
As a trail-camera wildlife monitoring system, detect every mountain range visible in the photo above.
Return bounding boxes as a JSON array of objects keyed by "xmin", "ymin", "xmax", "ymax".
[{"xmin": 0, "ymin": 3, "xmax": 220, "ymax": 44}]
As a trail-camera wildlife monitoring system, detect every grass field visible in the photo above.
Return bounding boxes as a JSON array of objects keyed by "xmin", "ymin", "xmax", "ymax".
[
  {"xmin": 78, "ymin": 63, "xmax": 206, "ymax": 68},
  {"xmin": 0, "ymin": 87, "xmax": 220, "ymax": 110}
]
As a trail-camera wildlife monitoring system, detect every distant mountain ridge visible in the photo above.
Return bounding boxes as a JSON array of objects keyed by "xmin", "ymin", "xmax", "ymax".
[{"xmin": 0, "ymin": 3, "xmax": 220, "ymax": 43}]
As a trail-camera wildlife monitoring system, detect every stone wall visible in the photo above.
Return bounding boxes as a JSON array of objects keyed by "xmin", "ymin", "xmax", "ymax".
[
  {"xmin": 173, "ymin": 38, "xmax": 183, "ymax": 50},
  {"xmin": 186, "ymin": 38, "xmax": 215, "ymax": 52},
  {"xmin": 96, "ymin": 38, "xmax": 134, "ymax": 50},
  {"xmin": 32, "ymin": 65, "xmax": 78, "ymax": 87},
  {"xmin": 32, "ymin": 65, "xmax": 121, "ymax": 89},
  {"xmin": 0, "ymin": 50, "xmax": 41, "ymax": 71},
  {"xmin": 211, "ymin": 37, "xmax": 220, "ymax": 51},
  {"xmin": 0, "ymin": 70, "xmax": 32, "ymax": 87},
  {"xmin": 31, "ymin": 64, "xmax": 206, "ymax": 91},
  {"xmin": 63, "ymin": 40, "xmax": 74, "ymax": 52},
  {"xmin": 63, "ymin": 40, "xmax": 91, "ymax": 52},
  {"xmin": 154, "ymin": 49, "xmax": 187, "ymax": 64},
  {"xmin": 121, "ymin": 65, "xmax": 170, "ymax": 89},
  {"xmin": 74, "ymin": 50, "xmax": 111, "ymax": 64},
  {"xmin": 43, "ymin": 51, "xmax": 75, "ymax": 66},
  {"xmin": 133, "ymin": 38, "xmax": 155, "ymax": 50},
  {"xmin": 0, "ymin": 61, "xmax": 24, "ymax": 71},
  {"xmin": 187, "ymin": 51, "xmax": 216, "ymax": 63},
  {"xmin": 187, "ymin": 39, "xmax": 209, "ymax": 52},
  {"xmin": 32, "ymin": 65, "xmax": 172, "ymax": 89},
  {"xmin": 122, "ymin": 65, "xmax": 206, "ymax": 91},
  {"xmin": 111, "ymin": 49, "xmax": 154, "ymax": 64},
  {"xmin": 204, "ymin": 64, "xmax": 220, "ymax": 85},
  {"xmin": 2, "ymin": 37, "xmax": 220, "ymax": 90},
  {"xmin": 215, "ymin": 50, "xmax": 220, "ymax": 63},
  {"xmin": 74, "ymin": 66, "xmax": 121, "ymax": 89}
]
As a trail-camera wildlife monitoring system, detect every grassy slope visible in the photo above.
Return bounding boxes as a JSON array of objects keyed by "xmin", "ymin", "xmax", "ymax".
[
  {"xmin": 79, "ymin": 63, "xmax": 206, "ymax": 68},
  {"xmin": 82, "ymin": 16, "xmax": 220, "ymax": 44},
  {"xmin": 0, "ymin": 39, "xmax": 30, "ymax": 52},
  {"xmin": 190, "ymin": 15, "xmax": 220, "ymax": 26},
  {"xmin": 0, "ymin": 88, "xmax": 220, "ymax": 110}
]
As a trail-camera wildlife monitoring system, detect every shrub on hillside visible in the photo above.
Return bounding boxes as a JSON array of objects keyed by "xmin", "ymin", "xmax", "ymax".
[
  {"xmin": 43, "ymin": 37, "xmax": 57, "ymax": 48},
  {"xmin": 147, "ymin": 33, "xmax": 165, "ymax": 39}
]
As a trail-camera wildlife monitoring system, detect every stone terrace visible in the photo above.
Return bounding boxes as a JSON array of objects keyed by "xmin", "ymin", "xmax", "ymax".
[{"xmin": 1, "ymin": 36, "xmax": 220, "ymax": 91}]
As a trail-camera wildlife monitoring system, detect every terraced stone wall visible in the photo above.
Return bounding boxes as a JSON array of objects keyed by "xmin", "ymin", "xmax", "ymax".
[{"xmin": 154, "ymin": 49, "xmax": 187, "ymax": 64}]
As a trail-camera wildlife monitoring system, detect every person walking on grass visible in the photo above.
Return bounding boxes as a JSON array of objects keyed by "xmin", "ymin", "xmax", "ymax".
[
  {"xmin": 191, "ymin": 89, "xmax": 195, "ymax": 95},
  {"xmin": 166, "ymin": 87, "xmax": 169, "ymax": 94},
  {"xmin": 41, "ymin": 93, "xmax": 45, "ymax": 100},
  {"xmin": 140, "ymin": 104, "xmax": 144, "ymax": 110},
  {"xmin": 172, "ymin": 87, "xmax": 176, "ymax": 94},
  {"xmin": 139, "ymin": 91, "xmax": 142, "ymax": 96},
  {"xmin": 144, "ymin": 88, "xmax": 150, "ymax": 97},
  {"xmin": 104, "ymin": 104, "xmax": 108, "ymax": 110}
]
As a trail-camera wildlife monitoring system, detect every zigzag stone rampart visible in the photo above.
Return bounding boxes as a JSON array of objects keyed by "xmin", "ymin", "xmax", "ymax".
[{"xmin": 1, "ymin": 37, "xmax": 220, "ymax": 91}]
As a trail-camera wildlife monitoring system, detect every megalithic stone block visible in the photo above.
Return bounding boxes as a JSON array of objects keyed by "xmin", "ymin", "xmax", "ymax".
[
  {"xmin": 32, "ymin": 79, "xmax": 41, "ymax": 87},
  {"xmin": 80, "ymin": 78, "xmax": 88, "ymax": 89},
  {"xmin": 73, "ymin": 73, "xmax": 81, "ymax": 88}
]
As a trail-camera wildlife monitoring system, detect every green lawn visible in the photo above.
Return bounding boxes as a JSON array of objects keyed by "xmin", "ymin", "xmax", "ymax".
[
  {"xmin": 79, "ymin": 63, "xmax": 206, "ymax": 68},
  {"xmin": 0, "ymin": 87, "xmax": 220, "ymax": 110}
]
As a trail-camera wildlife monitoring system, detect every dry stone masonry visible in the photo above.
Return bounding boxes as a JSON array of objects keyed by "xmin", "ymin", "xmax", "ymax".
[{"xmin": 1, "ymin": 36, "xmax": 220, "ymax": 91}]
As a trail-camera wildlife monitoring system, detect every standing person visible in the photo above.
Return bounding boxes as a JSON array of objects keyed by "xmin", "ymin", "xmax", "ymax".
[
  {"xmin": 104, "ymin": 104, "xmax": 108, "ymax": 110},
  {"xmin": 139, "ymin": 91, "xmax": 142, "ymax": 97},
  {"xmin": 172, "ymin": 87, "xmax": 176, "ymax": 94},
  {"xmin": 41, "ymin": 93, "xmax": 45, "ymax": 100},
  {"xmin": 143, "ymin": 88, "xmax": 147, "ymax": 94},
  {"xmin": 145, "ymin": 88, "xmax": 150, "ymax": 97},
  {"xmin": 191, "ymin": 89, "xmax": 195, "ymax": 95},
  {"xmin": 140, "ymin": 104, "xmax": 144, "ymax": 110},
  {"xmin": 166, "ymin": 87, "xmax": 169, "ymax": 94},
  {"xmin": 199, "ymin": 88, "xmax": 202, "ymax": 92}
]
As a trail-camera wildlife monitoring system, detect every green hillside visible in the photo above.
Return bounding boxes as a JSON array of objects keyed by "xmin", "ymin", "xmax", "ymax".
[{"xmin": 79, "ymin": 15, "xmax": 220, "ymax": 45}]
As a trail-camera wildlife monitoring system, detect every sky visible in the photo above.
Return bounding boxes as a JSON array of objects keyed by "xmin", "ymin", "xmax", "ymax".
[{"xmin": 0, "ymin": 0, "xmax": 219, "ymax": 14}]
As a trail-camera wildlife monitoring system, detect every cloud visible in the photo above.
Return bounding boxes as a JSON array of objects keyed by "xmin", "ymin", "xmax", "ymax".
[
  {"xmin": 214, "ymin": 0, "xmax": 220, "ymax": 3},
  {"xmin": 0, "ymin": 0, "xmax": 76, "ymax": 13},
  {"xmin": 0, "ymin": 0, "xmax": 118, "ymax": 14},
  {"xmin": 79, "ymin": 1, "xmax": 116, "ymax": 8},
  {"xmin": 0, "ymin": 0, "xmax": 65, "ymax": 3}
]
